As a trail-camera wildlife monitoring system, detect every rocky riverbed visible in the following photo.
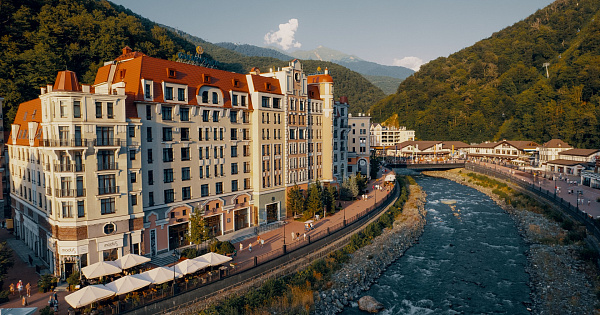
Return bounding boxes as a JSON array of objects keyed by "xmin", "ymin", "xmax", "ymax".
[
  {"xmin": 424, "ymin": 169, "xmax": 599, "ymax": 315},
  {"xmin": 313, "ymin": 184, "xmax": 427, "ymax": 314}
]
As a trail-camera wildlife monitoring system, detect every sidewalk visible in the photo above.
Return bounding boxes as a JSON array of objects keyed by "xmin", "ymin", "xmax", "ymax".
[
  {"xmin": 474, "ymin": 161, "xmax": 600, "ymax": 217},
  {"xmin": 0, "ymin": 229, "xmax": 70, "ymax": 314}
]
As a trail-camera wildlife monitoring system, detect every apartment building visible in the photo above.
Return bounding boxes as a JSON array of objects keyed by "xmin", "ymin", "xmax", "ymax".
[
  {"xmin": 347, "ymin": 113, "xmax": 371, "ymax": 176},
  {"xmin": 8, "ymin": 48, "xmax": 356, "ymax": 272},
  {"xmin": 8, "ymin": 70, "xmax": 143, "ymax": 279},
  {"xmin": 370, "ymin": 124, "xmax": 415, "ymax": 148}
]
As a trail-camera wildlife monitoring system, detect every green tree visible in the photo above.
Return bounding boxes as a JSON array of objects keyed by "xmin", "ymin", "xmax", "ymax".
[
  {"xmin": 305, "ymin": 181, "xmax": 323, "ymax": 219},
  {"xmin": 340, "ymin": 176, "xmax": 359, "ymax": 201},
  {"xmin": 0, "ymin": 241, "xmax": 13, "ymax": 288},
  {"xmin": 286, "ymin": 184, "xmax": 305, "ymax": 218},
  {"xmin": 188, "ymin": 208, "xmax": 210, "ymax": 245},
  {"xmin": 355, "ymin": 173, "xmax": 367, "ymax": 194},
  {"xmin": 370, "ymin": 158, "xmax": 381, "ymax": 180}
]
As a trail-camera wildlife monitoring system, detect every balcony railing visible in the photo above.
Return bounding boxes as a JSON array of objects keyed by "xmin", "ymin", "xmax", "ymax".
[
  {"xmin": 93, "ymin": 138, "xmax": 121, "ymax": 147},
  {"xmin": 54, "ymin": 163, "xmax": 85, "ymax": 172},
  {"xmin": 46, "ymin": 187, "xmax": 52, "ymax": 196},
  {"xmin": 42, "ymin": 139, "xmax": 89, "ymax": 147},
  {"xmin": 98, "ymin": 186, "xmax": 118, "ymax": 195},
  {"xmin": 97, "ymin": 162, "xmax": 118, "ymax": 171},
  {"xmin": 55, "ymin": 188, "xmax": 86, "ymax": 198}
]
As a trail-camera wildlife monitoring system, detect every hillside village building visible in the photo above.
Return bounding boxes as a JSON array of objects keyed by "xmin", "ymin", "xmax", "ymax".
[
  {"xmin": 370, "ymin": 124, "xmax": 414, "ymax": 150},
  {"xmin": 7, "ymin": 48, "xmax": 364, "ymax": 279},
  {"xmin": 347, "ymin": 113, "xmax": 371, "ymax": 176}
]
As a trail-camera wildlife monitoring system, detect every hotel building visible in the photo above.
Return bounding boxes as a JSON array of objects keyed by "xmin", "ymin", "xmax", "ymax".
[
  {"xmin": 347, "ymin": 113, "xmax": 371, "ymax": 176},
  {"xmin": 8, "ymin": 48, "xmax": 361, "ymax": 278}
]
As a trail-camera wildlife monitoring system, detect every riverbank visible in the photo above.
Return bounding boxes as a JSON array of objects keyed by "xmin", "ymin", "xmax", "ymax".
[
  {"xmin": 313, "ymin": 183, "xmax": 427, "ymax": 314},
  {"xmin": 424, "ymin": 169, "xmax": 599, "ymax": 314}
]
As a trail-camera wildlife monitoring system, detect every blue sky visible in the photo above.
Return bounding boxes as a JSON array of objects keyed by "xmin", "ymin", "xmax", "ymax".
[{"xmin": 111, "ymin": 0, "xmax": 555, "ymax": 70}]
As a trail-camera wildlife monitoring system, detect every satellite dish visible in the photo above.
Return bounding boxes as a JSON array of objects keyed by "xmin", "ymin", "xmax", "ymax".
[{"xmin": 196, "ymin": 46, "xmax": 204, "ymax": 55}]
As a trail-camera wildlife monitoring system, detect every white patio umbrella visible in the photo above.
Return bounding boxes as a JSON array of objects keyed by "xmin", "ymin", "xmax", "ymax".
[
  {"xmin": 140, "ymin": 266, "xmax": 183, "ymax": 284},
  {"xmin": 195, "ymin": 252, "xmax": 232, "ymax": 266},
  {"xmin": 81, "ymin": 261, "xmax": 122, "ymax": 279},
  {"xmin": 172, "ymin": 259, "xmax": 209, "ymax": 275},
  {"xmin": 65, "ymin": 284, "xmax": 115, "ymax": 308},
  {"xmin": 104, "ymin": 274, "xmax": 152, "ymax": 295},
  {"xmin": 112, "ymin": 254, "xmax": 151, "ymax": 270}
]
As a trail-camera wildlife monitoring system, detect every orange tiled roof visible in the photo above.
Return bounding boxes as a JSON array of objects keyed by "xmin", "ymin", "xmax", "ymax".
[
  {"xmin": 307, "ymin": 85, "xmax": 321, "ymax": 100},
  {"xmin": 249, "ymin": 74, "xmax": 282, "ymax": 95},
  {"xmin": 8, "ymin": 98, "xmax": 42, "ymax": 147},
  {"xmin": 308, "ymin": 74, "xmax": 333, "ymax": 84},
  {"xmin": 53, "ymin": 70, "xmax": 81, "ymax": 92}
]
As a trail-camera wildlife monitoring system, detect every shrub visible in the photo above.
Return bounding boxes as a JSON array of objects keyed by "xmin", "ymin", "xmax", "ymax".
[
  {"xmin": 66, "ymin": 271, "xmax": 80, "ymax": 290},
  {"xmin": 38, "ymin": 275, "xmax": 57, "ymax": 293},
  {"xmin": 209, "ymin": 240, "xmax": 235, "ymax": 255},
  {"xmin": 39, "ymin": 306, "xmax": 54, "ymax": 315},
  {"xmin": 180, "ymin": 247, "xmax": 199, "ymax": 259},
  {"xmin": 0, "ymin": 290, "xmax": 9, "ymax": 303},
  {"xmin": 577, "ymin": 246, "xmax": 599, "ymax": 263},
  {"xmin": 561, "ymin": 219, "xmax": 574, "ymax": 231}
]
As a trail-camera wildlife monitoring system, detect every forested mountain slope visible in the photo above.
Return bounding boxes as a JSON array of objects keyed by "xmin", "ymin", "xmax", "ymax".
[
  {"xmin": 370, "ymin": 0, "xmax": 600, "ymax": 148},
  {"xmin": 0, "ymin": 0, "xmax": 384, "ymax": 126}
]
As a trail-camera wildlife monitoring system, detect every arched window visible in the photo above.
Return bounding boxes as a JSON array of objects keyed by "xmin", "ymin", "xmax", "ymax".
[
  {"xmin": 202, "ymin": 91, "xmax": 208, "ymax": 103},
  {"xmin": 212, "ymin": 92, "xmax": 218, "ymax": 104}
]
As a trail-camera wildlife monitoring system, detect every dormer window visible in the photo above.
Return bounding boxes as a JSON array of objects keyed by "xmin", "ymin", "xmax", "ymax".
[
  {"xmin": 119, "ymin": 69, "xmax": 126, "ymax": 79},
  {"xmin": 265, "ymin": 82, "xmax": 271, "ymax": 90},
  {"xmin": 203, "ymin": 74, "xmax": 211, "ymax": 83},
  {"xmin": 177, "ymin": 88, "xmax": 186, "ymax": 102},
  {"xmin": 232, "ymin": 79, "xmax": 240, "ymax": 88},
  {"xmin": 167, "ymin": 69, "xmax": 176, "ymax": 79},
  {"xmin": 212, "ymin": 92, "xmax": 218, "ymax": 104},
  {"xmin": 202, "ymin": 91, "xmax": 209, "ymax": 103},
  {"xmin": 165, "ymin": 87, "xmax": 173, "ymax": 100},
  {"xmin": 145, "ymin": 83, "xmax": 151, "ymax": 98}
]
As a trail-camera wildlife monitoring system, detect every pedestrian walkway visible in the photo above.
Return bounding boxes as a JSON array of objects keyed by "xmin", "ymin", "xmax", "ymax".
[
  {"xmin": 217, "ymin": 226, "xmax": 257, "ymax": 244},
  {"xmin": 4, "ymin": 237, "xmax": 48, "ymax": 275},
  {"xmin": 149, "ymin": 251, "xmax": 180, "ymax": 267}
]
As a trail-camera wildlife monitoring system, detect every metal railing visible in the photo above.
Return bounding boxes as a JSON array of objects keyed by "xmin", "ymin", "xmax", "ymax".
[
  {"xmin": 93, "ymin": 138, "xmax": 121, "ymax": 147},
  {"xmin": 55, "ymin": 188, "xmax": 86, "ymax": 198},
  {"xmin": 42, "ymin": 139, "xmax": 89, "ymax": 147},
  {"xmin": 98, "ymin": 186, "xmax": 118, "ymax": 195},
  {"xmin": 97, "ymin": 163, "xmax": 118, "ymax": 171},
  {"xmin": 53, "ymin": 163, "xmax": 85, "ymax": 172}
]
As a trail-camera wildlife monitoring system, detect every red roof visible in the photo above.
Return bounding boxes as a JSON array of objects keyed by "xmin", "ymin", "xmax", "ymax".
[
  {"xmin": 308, "ymin": 74, "xmax": 333, "ymax": 83},
  {"xmin": 307, "ymin": 85, "xmax": 321, "ymax": 100},
  {"xmin": 53, "ymin": 70, "xmax": 81, "ymax": 92},
  {"xmin": 8, "ymin": 98, "xmax": 42, "ymax": 147},
  {"xmin": 543, "ymin": 139, "xmax": 572, "ymax": 148}
]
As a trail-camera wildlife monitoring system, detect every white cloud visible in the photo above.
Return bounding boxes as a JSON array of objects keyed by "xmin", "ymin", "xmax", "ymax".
[
  {"xmin": 393, "ymin": 56, "xmax": 424, "ymax": 71},
  {"xmin": 264, "ymin": 19, "xmax": 302, "ymax": 51}
]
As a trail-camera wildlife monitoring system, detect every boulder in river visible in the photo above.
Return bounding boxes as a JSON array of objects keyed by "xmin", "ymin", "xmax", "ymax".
[{"xmin": 358, "ymin": 295, "xmax": 384, "ymax": 313}]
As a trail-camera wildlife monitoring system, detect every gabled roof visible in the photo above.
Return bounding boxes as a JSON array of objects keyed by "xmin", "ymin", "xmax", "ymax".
[
  {"xmin": 441, "ymin": 141, "xmax": 470, "ymax": 149},
  {"xmin": 471, "ymin": 142, "xmax": 498, "ymax": 148},
  {"xmin": 398, "ymin": 140, "xmax": 442, "ymax": 151},
  {"xmin": 9, "ymin": 98, "xmax": 42, "ymax": 147},
  {"xmin": 504, "ymin": 140, "xmax": 540, "ymax": 150},
  {"xmin": 543, "ymin": 139, "xmax": 572, "ymax": 149},
  {"xmin": 559, "ymin": 149, "xmax": 600, "ymax": 157},
  {"xmin": 546, "ymin": 159, "xmax": 589, "ymax": 166}
]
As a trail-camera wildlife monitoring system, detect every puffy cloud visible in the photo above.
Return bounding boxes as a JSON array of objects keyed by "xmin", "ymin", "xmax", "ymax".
[
  {"xmin": 264, "ymin": 19, "xmax": 302, "ymax": 50},
  {"xmin": 393, "ymin": 56, "xmax": 424, "ymax": 71}
]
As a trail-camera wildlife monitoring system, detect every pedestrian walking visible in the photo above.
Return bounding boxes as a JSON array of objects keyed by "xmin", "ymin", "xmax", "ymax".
[
  {"xmin": 53, "ymin": 299, "xmax": 59, "ymax": 312},
  {"xmin": 21, "ymin": 296, "xmax": 26, "ymax": 306},
  {"xmin": 260, "ymin": 239, "xmax": 264, "ymax": 248},
  {"xmin": 248, "ymin": 243, "xmax": 252, "ymax": 253},
  {"xmin": 239, "ymin": 243, "xmax": 243, "ymax": 252},
  {"xmin": 17, "ymin": 280, "xmax": 22, "ymax": 297},
  {"xmin": 48, "ymin": 294, "xmax": 53, "ymax": 307},
  {"xmin": 257, "ymin": 235, "xmax": 261, "ymax": 244},
  {"xmin": 53, "ymin": 291, "xmax": 58, "ymax": 302},
  {"xmin": 26, "ymin": 282, "xmax": 30, "ymax": 297},
  {"xmin": 9, "ymin": 283, "xmax": 14, "ymax": 296},
  {"xmin": 291, "ymin": 232, "xmax": 295, "ymax": 241},
  {"xmin": 303, "ymin": 233, "xmax": 306, "ymax": 241}
]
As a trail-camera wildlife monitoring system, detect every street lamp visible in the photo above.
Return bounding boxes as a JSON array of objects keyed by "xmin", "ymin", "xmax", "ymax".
[{"xmin": 172, "ymin": 249, "xmax": 179, "ymax": 295}]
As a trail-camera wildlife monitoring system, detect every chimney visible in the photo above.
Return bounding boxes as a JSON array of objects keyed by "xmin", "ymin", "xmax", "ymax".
[
  {"xmin": 122, "ymin": 46, "xmax": 133, "ymax": 55},
  {"xmin": 324, "ymin": 67, "xmax": 329, "ymax": 74},
  {"xmin": 340, "ymin": 96, "xmax": 348, "ymax": 104},
  {"xmin": 249, "ymin": 67, "xmax": 260, "ymax": 75}
]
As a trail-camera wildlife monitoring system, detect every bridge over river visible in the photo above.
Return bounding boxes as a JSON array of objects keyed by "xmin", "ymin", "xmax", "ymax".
[{"xmin": 385, "ymin": 161, "xmax": 465, "ymax": 171}]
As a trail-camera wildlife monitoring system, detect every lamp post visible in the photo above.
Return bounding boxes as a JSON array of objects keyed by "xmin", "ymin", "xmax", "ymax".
[
  {"xmin": 282, "ymin": 217, "xmax": 286, "ymax": 254},
  {"xmin": 172, "ymin": 249, "xmax": 179, "ymax": 295}
]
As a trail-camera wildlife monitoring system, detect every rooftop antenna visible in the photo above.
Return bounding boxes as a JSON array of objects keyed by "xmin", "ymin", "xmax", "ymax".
[{"xmin": 543, "ymin": 62, "xmax": 550, "ymax": 78}]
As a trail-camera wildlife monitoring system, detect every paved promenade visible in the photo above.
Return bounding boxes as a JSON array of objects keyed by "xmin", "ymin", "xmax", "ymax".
[{"xmin": 472, "ymin": 161, "xmax": 600, "ymax": 217}]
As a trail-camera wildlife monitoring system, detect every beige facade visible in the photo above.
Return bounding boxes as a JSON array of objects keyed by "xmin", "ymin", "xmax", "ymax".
[{"xmin": 348, "ymin": 114, "xmax": 371, "ymax": 176}]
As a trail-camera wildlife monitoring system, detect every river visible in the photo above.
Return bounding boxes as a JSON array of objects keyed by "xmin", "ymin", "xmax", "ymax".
[{"xmin": 344, "ymin": 173, "xmax": 531, "ymax": 314}]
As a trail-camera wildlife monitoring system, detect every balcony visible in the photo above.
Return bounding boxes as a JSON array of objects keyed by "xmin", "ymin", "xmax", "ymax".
[
  {"xmin": 55, "ymin": 189, "xmax": 86, "ymax": 198},
  {"xmin": 98, "ymin": 186, "xmax": 118, "ymax": 195},
  {"xmin": 93, "ymin": 138, "xmax": 121, "ymax": 147},
  {"xmin": 42, "ymin": 139, "xmax": 89, "ymax": 148},
  {"xmin": 46, "ymin": 187, "xmax": 52, "ymax": 196},
  {"xmin": 97, "ymin": 162, "xmax": 118, "ymax": 171},
  {"xmin": 54, "ymin": 163, "xmax": 85, "ymax": 173}
]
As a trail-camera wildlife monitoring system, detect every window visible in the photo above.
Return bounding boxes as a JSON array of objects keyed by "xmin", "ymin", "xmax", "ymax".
[
  {"xmin": 220, "ymin": 128, "xmax": 224, "ymax": 140},
  {"xmin": 202, "ymin": 110, "xmax": 210, "ymax": 122},
  {"xmin": 101, "ymin": 198, "xmax": 115, "ymax": 214},
  {"xmin": 244, "ymin": 178, "xmax": 250, "ymax": 189},
  {"xmin": 129, "ymin": 149, "xmax": 136, "ymax": 160},
  {"xmin": 182, "ymin": 167, "xmax": 190, "ymax": 180},
  {"xmin": 231, "ymin": 163, "xmax": 238, "ymax": 175},
  {"xmin": 199, "ymin": 166, "xmax": 204, "ymax": 178},
  {"xmin": 231, "ymin": 145, "xmax": 238, "ymax": 157},
  {"xmin": 181, "ymin": 128, "xmax": 189, "ymax": 141},
  {"xmin": 162, "ymin": 127, "xmax": 173, "ymax": 141},
  {"xmin": 213, "ymin": 111, "xmax": 219, "ymax": 122},
  {"xmin": 130, "ymin": 172, "xmax": 137, "ymax": 183},
  {"xmin": 202, "ymin": 91, "xmax": 209, "ymax": 103},
  {"xmin": 128, "ymin": 126, "xmax": 135, "ymax": 138},
  {"xmin": 198, "ymin": 147, "xmax": 203, "ymax": 159},
  {"xmin": 104, "ymin": 223, "xmax": 115, "ymax": 234},
  {"xmin": 131, "ymin": 194, "xmax": 137, "ymax": 206},
  {"xmin": 73, "ymin": 101, "xmax": 81, "ymax": 118},
  {"xmin": 164, "ymin": 169, "xmax": 174, "ymax": 183},
  {"xmin": 148, "ymin": 192, "xmax": 154, "ymax": 206},
  {"xmin": 148, "ymin": 170, "xmax": 154, "ymax": 185},
  {"xmin": 164, "ymin": 189, "xmax": 174, "ymax": 203},
  {"xmin": 205, "ymin": 128, "xmax": 210, "ymax": 140},
  {"xmin": 165, "ymin": 86, "xmax": 173, "ymax": 100},
  {"xmin": 241, "ymin": 95, "xmax": 246, "ymax": 106},
  {"xmin": 98, "ymin": 175, "xmax": 116, "ymax": 195},
  {"xmin": 205, "ymin": 165, "xmax": 210, "ymax": 178},
  {"xmin": 273, "ymin": 98, "xmax": 281, "ymax": 109},
  {"xmin": 232, "ymin": 95, "xmax": 238, "ymax": 106},
  {"xmin": 62, "ymin": 201, "xmax": 73, "ymax": 218},
  {"xmin": 161, "ymin": 106, "xmax": 172, "ymax": 120},
  {"xmin": 215, "ymin": 182, "xmax": 223, "ymax": 195},
  {"xmin": 96, "ymin": 102, "xmax": 102, "ymax": 118},
  {"xmin": 181, "ymin": 147, "xmax": 190, "ymax": 161},
  {"xmin": 146, "ymin": 105, "xmax": 152, "ymax": 120},
  {"xmin": 107, "ymin": 102, "xmax": 113, "ymax": 119},
  {"xmin": 230, "ymin": 110, "xmax": 238, "ymax": 123},
  {"xmin": 201, "ymin": 184, "xmax": 209, "ymax": 197},
  {"xmin": 262, "ymin": 96, "xmax": 269, "ymax": 108},
  {"xmin": 230, "ymin": 128, "xmax": 238, "ymax": 140},
  {"xmin": 232, "ymin": 180, "xmax": 238, "ymax": 192},
  {"xmin": 103, "ymin": 248, "xmax": 117, "ymax": 261},
  {"xmin": 244, "ymin": 161, "xmax": 251, "ymax": 173},
  {"xmin": 182, "ymin": 187, "xmax": 191, "ymax": 200},
  {"xmin": 163, "ymin": 148, "xmax": 173, "ymax": 162},
  {"xmin": 97, "ymin": 150, "xmax": 115, "ymax": 170},
  {"xmin": 177, "ymin": 88, "xmax": 186, "ymax": 101},
  {"xmin": 148, "ymin": 149, "xmax": 153, "ymax": 163},
  {"xmin": 145, "ymin": 84, "xmax": 151, "ymax": 99},
  {"xmin": 219, "ymin": 146, "xmax": 224, "ymax": 158},
  {"xmin": 77, "ymin": 200, "xmax": 85, "ymax": 218},
  {"xmin": 146, "ymin": 127, "xmax": 152, "ymax": 142},
  {"xmin": 180, "ymin": 107, "xmax": 189, "ymax": 121},
  {"xmin": 212, "ymin": 92, "xmax": 218, "ymax": 104}
]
